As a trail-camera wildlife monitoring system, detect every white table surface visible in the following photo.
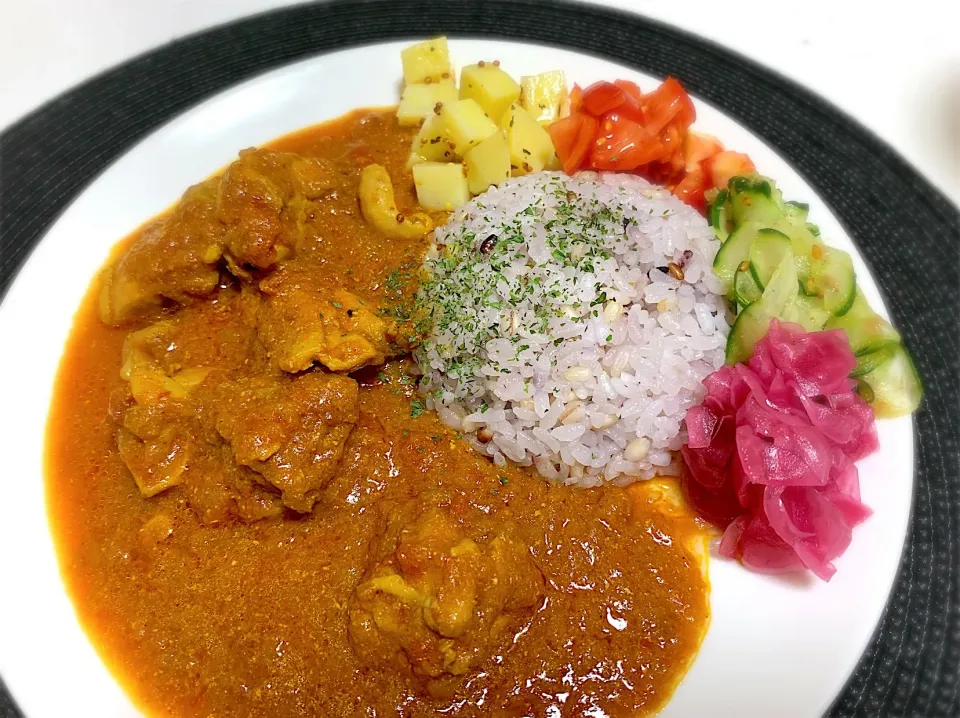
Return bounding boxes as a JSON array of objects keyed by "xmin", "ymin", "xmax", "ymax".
[{"xmin": 1, "ymin": 0, "xmax": 957, "ymax": 204}]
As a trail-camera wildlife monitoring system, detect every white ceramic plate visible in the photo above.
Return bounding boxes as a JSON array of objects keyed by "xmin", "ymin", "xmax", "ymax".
[{"xmin": 0, "ymin": 40, "xmax": 913, "ymax": 718}]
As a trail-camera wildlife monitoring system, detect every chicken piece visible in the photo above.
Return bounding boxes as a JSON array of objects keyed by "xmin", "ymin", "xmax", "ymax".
[
  {"xmin": 217, "ymin": 149, "xmax": 337, "ymax": 273},
  {"xmin": 358, "ymin": 164, "xmax": 434, "ymax": 239},
  {"xmin": 117, "ymin": 393, "xmax": 283, "ymax": 523},
  {"xmin": 99, "ymin": 149, "xmax": 339, "ymax": 325},
  {"xmin": 122, "ymin": 283, "xmax": 264, "ymax": 381},
  {"xmin": 322, "ymin": 412, "xmax": 394, "ymax": 509},
  {"xmin": 138, "ymin": 511, "xmax": 175, "ymax": 551},
  {"xmin": 348, "ymin": 504, "xmax": 543, "ymax": 696},
  {"xmin": 114, "ymin": 319, "xmax": 214, "ymax": 495},
  {"xmin": 289, "ymin": 153, "xmax": 341, "ymax": 200},
  {"xmin": 117, "ymin": 399, "xmax": 193, "ymax": 498},
  {"xmin": 258, "ymin": 269, "xmax": 402, "ymax": 373},
  {"xmin": 114, "ymin": 379, "xmax": 286, "ymax": 524},
  {"xmin": 213, "ymin": 372, "xmax": 359, "ymax": 512},
  {"xmin": 178, "ymin": 443, "xmax": 284, "ymax": 525},
  {"xmin": 99, "ymin": 181, "xmax": 223, "ymax": 325},
  {"xmin": 112, "ymin": 295, "xmax": 286, "ymax": 524},
  {"xmin": 120, "ymin": 322, "xmax": 212, "ymax": 404}
]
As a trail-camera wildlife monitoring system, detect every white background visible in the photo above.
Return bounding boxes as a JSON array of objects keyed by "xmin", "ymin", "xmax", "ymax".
[{"xmin": 0, "ymin": 0, "xmax": 958, "ymax": 205}]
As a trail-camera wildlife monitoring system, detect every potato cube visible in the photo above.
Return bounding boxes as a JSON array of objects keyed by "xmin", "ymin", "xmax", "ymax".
[
  {"xmin": 397, "ymin": 80, "xmax": 459, "ymax": 126},
  {"xmin": 520, "ymin": 70, "xmax": 568, "ymax": 124},
  {"xmin": 440, "ymin": 99, "xmax": 498, "ymax": 153},
  {"xmin": 501, "ymin": 103, "xmax": 556, "ymax": 176},
  {"xmin": 408, "ymin": 114, "xmax": 457, "ymax": 166},
  {"xmin": 413, "ymin": 162, "xmax": 470, "ymax": 211},
  {"xmin": 544, "ymin": 149, "xmax": 562, "ymax": 171},
  {"xmin": 459, "ymin": 63, "xmax": 521, "ymax": 124},
  {"xmin": 464, "ymin": 130, "xmax": 510, "ymax": 194},
  {"xmin": 400, "ymin": 37, "xmax": 453, "ymax": 85}
]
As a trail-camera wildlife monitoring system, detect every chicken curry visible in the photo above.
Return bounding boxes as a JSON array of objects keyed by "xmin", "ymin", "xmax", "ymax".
[{"xmin": 46, "ymin": 109, "xmax": 710, "ymax": 717}]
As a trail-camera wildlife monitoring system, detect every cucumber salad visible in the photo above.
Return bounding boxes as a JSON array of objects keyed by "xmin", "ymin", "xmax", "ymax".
[{"xmin": 709, "ymin": 175, "xmax": 922, "ymax": 418}]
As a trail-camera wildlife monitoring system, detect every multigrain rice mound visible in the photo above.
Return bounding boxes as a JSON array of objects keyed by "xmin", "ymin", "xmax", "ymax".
[{"xmin": 413, "ymin": 171, "xmax": 731, "ymax": 485}]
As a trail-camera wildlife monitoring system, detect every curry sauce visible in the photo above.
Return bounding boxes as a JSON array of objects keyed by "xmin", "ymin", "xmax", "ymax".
[{"xmin": 46, "ymin": 110, "xmax": 710, "ymax": 717}]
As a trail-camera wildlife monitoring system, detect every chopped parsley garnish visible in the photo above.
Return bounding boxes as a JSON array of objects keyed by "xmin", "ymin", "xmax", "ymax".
[
  {"xmin": 410, "ymin": 400, "xmax": 425, "ymax": 418},
  {"xmin": 385, "ymin": 269, "xmax": 404, "ymax": 291},
  {"xmin": 590, "ymin": 291, "xmax": 608, "ymax": 307}
]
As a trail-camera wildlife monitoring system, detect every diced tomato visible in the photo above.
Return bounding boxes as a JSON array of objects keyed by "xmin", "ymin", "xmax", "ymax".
[
  {"xmin": 641, "ymin": 76, "xmax": 696, "ymax": 134},
  {"xmin": 683, "ymin": 131, "xmax": 724, "ymax": 172},
  {"xmin": 673, "ymin": 86, "xmax": 696, "ymax": 129},
  {"xmin": 591, "ymin": 112, "xmax": 668, "ymax": 170},
  {"xmin": 613, "ymin": 79, "xmax": 643, "ymax": 105},
  {"xmin": 671, "ymin": 169, "xmax": 708, "ymax": 214},
  {"xmin": 641, "ymin": 161, "xmax": 675, "ymax": 186},
  {"xmin": 704, "ymin": 151, "xmax": 757, "ymax": 190},
  {"xmin": 547, "ymin": 111, "xmax": 599, "ymax": 174},
  {"xmin": 543, "ymin": 73, "xmax": 740, "ymax": 204},
  {"xmin": 581, "ymin": 81, "xmax": 626, "ymax": 116},
  {"xmin": 660, "ymin": 123, "xmax": 687, "ymax": 176},
  {"xmin": 568, "ymin": 83, "xmax": 583, "ymax": 113},
  {"xmin": 580, "ymin": 81, "xmax": 644, "ymax": 123},
  {"xmin": 616, "ymin": 92, "xmax": 645, "ymax": 123}
]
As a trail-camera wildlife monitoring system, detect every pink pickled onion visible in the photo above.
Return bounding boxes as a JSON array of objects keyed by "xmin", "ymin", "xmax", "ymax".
[{"xmin": 682, "ymin": 319, "xmax": 877, "ymax": 580}]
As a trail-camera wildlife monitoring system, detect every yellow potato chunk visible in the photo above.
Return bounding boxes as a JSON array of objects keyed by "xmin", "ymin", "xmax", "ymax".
[
  {"xmin": 501, "ymin": 103, "xmax": 556, "ymax": 176},
  {"xmin": 520, "ymin": 70, "xmax": 568, "ymax": 124},
  {"xmin": 413, "ymin": 162, "xmax": 470, "ymax": 211},
  {"xmin": 464, "ymin": 130, "xmax": 510, "ymax": 195},
  {"xmin": 441, "ymin": 99, "xmax": 498, "ymax": 154},
  {"xmin": 544, "ymin": 148, "xmax": 562, "ymax": 171},
  {"xmin": 396, "ymin": 80, "xmax": 459, "ymax": 127},
  {"xmin": 400, "ymin": 37, "xmax": 452, "ymax": 85},
  {"xmin": 408, "ymin": 113, "xmax": 457, "ymax": 166},
  {"xmin": 459, "ymin": 63, "xmax": 521, "ymax": 124}
]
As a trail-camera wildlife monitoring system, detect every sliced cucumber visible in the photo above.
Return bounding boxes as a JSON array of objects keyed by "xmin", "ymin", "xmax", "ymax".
[
  {"xmin": 748, "ymin": 228, "xmax": 793, "ymax": 289},
  {"xmin": 802, "ymin": 246, "xmax": 856, "ymax": 316},
  {"xmin": 725, "ymin": 255, "xmax": 798, "ymax": 365},
  {"xmin": 713, "ymin": 175, "xmax": 921, "ymax": 421},
  {"xmin": 825, "ymin": 289, "xmax": 901, "ymax": 355},
  {"xmin": 712, "ymin": 222, "xmax": 761, "ymax": 296},
  {"xmin": 760, "ymin": 254, "xmax": 799, "ymax": 316},
  {"xmin": 725, "ymin": 301, "xmax": 771, "ymax": 365},
  {"xmin": 734, "ymin": 265, "xmax": 762, "ymax": 308},
  {"xmin": 708, "ymin": 188, "xmax": 731, "ymax": 242},
  {"xmin": 768, "ymin": 219, "xmax": 820, "ymax": 281},
  {"xmin": 782, "ymin": 200, "xmax": 809, "ymax": 225},
  {"xmin": 727, "ymin": 176, "xmax": 784, "ymax": 227},
  {"xmin": 857, "ymin": 343, "xmax": 923, "ymax": 418},
  {"xmin": 851, "ymin": 343, "xmax": 900, "ymax": 378},
  {"xmin": 782, "ymin": 293, "xmax": 831, "ymax": 332}
]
